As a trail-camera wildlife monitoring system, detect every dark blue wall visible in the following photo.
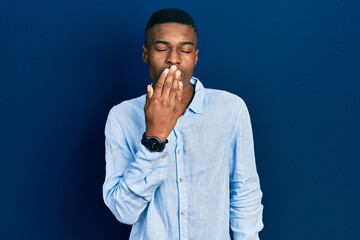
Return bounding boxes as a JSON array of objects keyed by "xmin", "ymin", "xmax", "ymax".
[{"xmin": 1, "ymin": 0, "xmax": 359, "ymax": 239}]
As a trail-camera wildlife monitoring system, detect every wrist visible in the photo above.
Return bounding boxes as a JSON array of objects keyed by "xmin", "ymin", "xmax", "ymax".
[
  {"xmin": 144, "ymin": 130, "xmax": 167, "ymax": 142},
  {"xmin": 141, "ymin": 133, "xmax": 168, "ymax": 152}
]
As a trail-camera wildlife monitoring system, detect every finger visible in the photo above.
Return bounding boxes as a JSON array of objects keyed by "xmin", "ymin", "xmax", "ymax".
[
  {"xmin": 161, "ymin": 65, "xmax": 177, "ymax": 98},
  {"xmin": 176, "ymin": 81, "xmax": 183, "ymax": 112},
  {"xmin": 169, "ymin": 70, "xmax": 181, "ymax": 106},
  {"xmin": 144, "ymin": 84, "xmax": 153, "ymax": 109},
  {"xmin": 153, "ymin": 68, "xmax": 169, "ymax": 98}
]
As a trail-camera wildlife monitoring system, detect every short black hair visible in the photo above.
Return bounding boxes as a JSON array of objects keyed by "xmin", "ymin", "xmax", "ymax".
[{"xmin": 145, "ymin": 8, "xmax": 197, "ymax": 47}]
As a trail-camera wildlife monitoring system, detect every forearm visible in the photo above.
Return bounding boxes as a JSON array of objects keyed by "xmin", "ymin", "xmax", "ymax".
[
  {"xmin": 103, "ymin": 176, "xmax": 148, "ymax": 225},
  {"xmin": 230, "ymin": 179, "xmax": 263, "ymax": 240},
  {"xmin": 103, "ymin": 144, "xmax": 168, "ymax": 225}
]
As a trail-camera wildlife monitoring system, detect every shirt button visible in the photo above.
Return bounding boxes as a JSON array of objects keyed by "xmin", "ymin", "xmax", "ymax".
[
  {"xmin": 180, "ymin": 211, "xmax": 185, "ymax": 216},
  {"xmin": 177, "ymin": 149, "xmax": 181, "ymax": 154},
  {"xmin": 162, "ymin": 155, "xmax": 167, "ymax": 159},
  {"xmin": 179, "ymin": 178, "xmax": 183, "ymax": 183}
]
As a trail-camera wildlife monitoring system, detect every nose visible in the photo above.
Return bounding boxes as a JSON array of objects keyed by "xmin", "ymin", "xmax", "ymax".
[{"xmin": 166, "ymin": 49, "xmax": 180, "ymax": 65}]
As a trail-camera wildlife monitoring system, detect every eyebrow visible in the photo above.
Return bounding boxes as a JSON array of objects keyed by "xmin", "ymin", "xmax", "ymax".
[
  {"xmin": 181, "ymin": 41, "xmax": 194, "ymax": 46},
  {"xmin": 153, "ymin": 40, "xmax": 194, "ymax": 46}
]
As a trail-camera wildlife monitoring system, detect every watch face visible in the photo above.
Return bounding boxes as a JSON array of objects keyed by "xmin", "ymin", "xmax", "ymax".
[{"xmin": 147, "ymin": 138, "xmax": 161, "ymax": 151}]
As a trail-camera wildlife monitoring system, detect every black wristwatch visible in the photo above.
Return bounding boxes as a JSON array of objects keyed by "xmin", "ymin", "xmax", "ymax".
[{"xmin": 141, "ymin": 133, "xmax": 168, "ymax": 152}]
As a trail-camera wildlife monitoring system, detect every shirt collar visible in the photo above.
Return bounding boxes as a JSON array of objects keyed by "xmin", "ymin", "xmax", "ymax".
[{"xmin": 188, "ymin": 76, "xmax": 205, "ymax": 114}]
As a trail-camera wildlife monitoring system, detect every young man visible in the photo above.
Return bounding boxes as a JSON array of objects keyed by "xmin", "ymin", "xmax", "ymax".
[{"xmin": 103, "ymin": 8, "xmax": 263, "ymax": 240}]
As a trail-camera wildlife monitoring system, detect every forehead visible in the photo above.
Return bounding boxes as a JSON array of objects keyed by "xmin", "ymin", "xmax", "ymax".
[{"xmin": 147, "ymin": 23, "xmax": 197, "ymax": 46}]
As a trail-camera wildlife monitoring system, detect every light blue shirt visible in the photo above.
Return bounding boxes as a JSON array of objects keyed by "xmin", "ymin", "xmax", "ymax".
[{"xmin": 103, "ymin": 77, "xmax": 263, "ymax": 240}]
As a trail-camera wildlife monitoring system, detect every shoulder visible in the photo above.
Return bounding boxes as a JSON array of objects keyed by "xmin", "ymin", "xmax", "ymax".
[
  {"xmin": 107, "ymin": 94, "xmax": 146, "ymax": 127},
  {"xmin": 110, "ymin": 94, "xmax": 145, "ymax": 114},
  {"xmin": 203, "ymin": 87, "xmax": 247, "ymax": 111}
]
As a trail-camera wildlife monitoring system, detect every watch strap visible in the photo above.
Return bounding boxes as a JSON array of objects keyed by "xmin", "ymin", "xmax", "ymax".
[{"xmin": 141, "ymin": 133, "xmax": 168, "ymax": 152}]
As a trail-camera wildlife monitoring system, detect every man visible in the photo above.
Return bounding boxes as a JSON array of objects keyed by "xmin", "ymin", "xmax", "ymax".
[{"xmin": 103, "ymin": 8, "xmax": 263, "ymax": 240}]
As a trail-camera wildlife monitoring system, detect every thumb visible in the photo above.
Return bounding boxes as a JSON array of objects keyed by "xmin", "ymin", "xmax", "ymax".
[
  {"xmin": 148, "ymin": 84, "xmax": 154, "ymax": 99},
  {"xmin": 145, "ymin": 85, "xmax": 153, "ymax": 109}
]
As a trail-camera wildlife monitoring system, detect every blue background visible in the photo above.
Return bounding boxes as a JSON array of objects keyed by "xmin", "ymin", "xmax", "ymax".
[{"xmin": 1, "ymin": 0, "xmax": 359, "ymax": 239}]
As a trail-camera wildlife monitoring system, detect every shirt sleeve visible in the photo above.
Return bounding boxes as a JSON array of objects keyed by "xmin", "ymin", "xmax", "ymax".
[
  {"xmin": 229, "ymin": 100, "xmax": 264, "ymax": 240},
  {"xmin": 102, "ymin": 108, "xmax": 168, "ymax": 225}
]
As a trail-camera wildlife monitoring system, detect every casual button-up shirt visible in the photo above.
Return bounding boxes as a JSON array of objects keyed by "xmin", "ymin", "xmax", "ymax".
[{"xmin": 103, "ymin": 77, "xmax": 263, "ymax": 240}]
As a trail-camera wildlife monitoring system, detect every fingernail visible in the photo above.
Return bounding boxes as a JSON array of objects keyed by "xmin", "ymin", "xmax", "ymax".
[
  {"xmin": 164, "ymin": 68, "xmax": 169, "ymax": 74},
  {"xmin": 147, "ymin": 85, "xmax": 150, "ymax": 92},
  {"xmin": 179, "ymin": 81, "xmax": 183, "ymax": 88},
  {"xmin": 170, "ymin": 65, "xmax": 177, "ymax": 71},
  {"xmin": 175, "ymin": 70, "xmax": 181, "ymax": 78}
]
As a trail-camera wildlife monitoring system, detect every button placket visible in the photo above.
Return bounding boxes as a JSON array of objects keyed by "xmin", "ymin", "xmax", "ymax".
[{"xmin": 174, "ymin": 128, "xmax": 189, "ymax": 239}]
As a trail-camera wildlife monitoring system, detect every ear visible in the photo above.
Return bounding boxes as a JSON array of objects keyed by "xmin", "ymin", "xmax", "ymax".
[
  {"xmin": 195, "ymin": 49, "xmax": 199, "ymax": 66},
  {"xmin": 142, "ymin": 45, "xmax": 148, "ymax": 64}
]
